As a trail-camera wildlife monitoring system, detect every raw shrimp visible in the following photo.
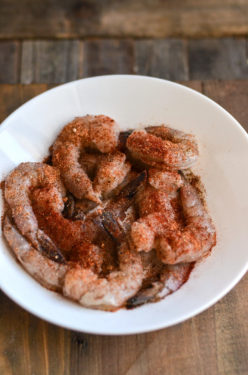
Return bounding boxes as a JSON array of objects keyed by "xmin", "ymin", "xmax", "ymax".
[
  {"xmin": 64, "ymin": 241, "xmax": 143, "ymax": 311},
  {"xmin": 31, "ymin": 182, "xmax": 104, "ymax": 272},
  {"xmin": 79, "ymin": 153, "xmax": 100, "ymax": 178},
  {"xmin": 32, "ymin": 185, "xmax": 95, "ymax": 252},
  {"xmin": 127, "ymin": 262, "xmax": 193, "ymax": 307},
  {"xmin": 52, "ymin": 115, "xmax": 119, "ymax": 202},
  {"xmin": 131, "ymin": 182, "xmax": 216, "ymax": 264},
  {"xmin": 126, "ymin": 125, "xmax": 198, "ymax": 169},
  {"xmin": 131, "ymin": 187, "xmax": 177, "ymax": 252},
  {"xmin": 3, "ymin": 216, "xmax": 67, "ymax": 291},
  {"xmin": 63, "ymin": 174, "xmax": 147, "ymax": 310},
  {"xmin": 2, "ymin": 116, "xmax": 216, "ymax": 311},
  {"xmin": 4, "ymin": 162, "xmax": 65, "ymax": 262},
  {"xmin": 158, "ymin": 263, "xmax": 193, "ymax": 298},
  {"xmin": 93, "ymin": 151, "xmax": 131, "ymax": 199},
  {"xmin": 157, "ymin": 182, "xmax": 216, "ymax": 264},
  {"xmin": 148, "ymin": 168, "xmax": 183, "ymax": 196}
]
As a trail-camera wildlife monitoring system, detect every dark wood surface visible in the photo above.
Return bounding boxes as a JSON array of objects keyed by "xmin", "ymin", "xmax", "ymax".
[
  {"xmin": 1, "ymin": 38, "xmax": 248, "ymax": 84},
  {"xmin": 0, "ymin": 81, "xmax": 248, "ymax": 375},
  {"xmin": 1, "ymin": 0, "xmax": 248, "ymax": 38}
]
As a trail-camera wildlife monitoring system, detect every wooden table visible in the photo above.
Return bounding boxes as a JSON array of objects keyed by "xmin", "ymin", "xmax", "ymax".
[{"xmin": 0, "ymin": 2, "xmax": 248, "ymax": 374}]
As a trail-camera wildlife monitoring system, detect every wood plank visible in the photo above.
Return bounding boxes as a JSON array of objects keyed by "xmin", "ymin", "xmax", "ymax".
[
  {"xmin": 0, "ymin": 82, "xmax": 248, "ymax": 375},
  {"xmin": 203, "ymin": 80, "xmax": 248, "ymax": 131},
  {"xmin": 83, "ymin": 40, "xmax": 133, "ymax": 77},
  {"xmin": 1, "ymin": 0, "xmax": 248, "ymax": 38},
  {"xmin": 0, "ymin": 41, "xmax": 20, "ymax": 84},
  {"xmin": 0, "ymin": 39, "xmax": 245, "ymax": 85},
  {"xmin": 189, "ymin": 38, "xmax": 248, "ymax": 80},
  {"xmin": 20, "ymin": 41, "xmax": 80, "ymax": 84},
  {"xmin": 180, "ymin": 80, "xmax": 203, "ymax": 92},
  {"xmin": 215, "ymin": 278, "xmax": 248, "ymax": 375},
  {"xmin": 134, "ymin": 39, "xmax": 188, "ymax": 81}
]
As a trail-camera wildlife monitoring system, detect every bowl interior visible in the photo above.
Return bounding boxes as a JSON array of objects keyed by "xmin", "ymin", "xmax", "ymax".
[{"xmin": 0, "ymin": 75, "xmax": 248, "ymax": 335}]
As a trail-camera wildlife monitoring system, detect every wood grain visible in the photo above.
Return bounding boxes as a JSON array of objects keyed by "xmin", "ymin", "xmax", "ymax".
[
  {"xmin": 15, "ymin": 38, "xmax": 248, "ymax": 84},
  {"xmin": 1, "ymin": 0, "xmax": 248, "ymax": 39},
  {"xmin": 83, "ymin": 39, "xmax": 133, "ymax": 77},
  {"xmin": 21, "ymin": 41, "xmax": 80, "ymax": 84},
  {"xmin": 134, "ymin": 39, "xmax": 188, "ymax": 81},
  {"xmin": 0, "ymin": 41, "xmax": 20, "ymax": 84},
  {"xmin": 189, "ymin": 38, "xmax": 248, "ymax": 80},
  {"xmin": 0, "ymin": 82, "xmax": 248, "ymax": 375}
]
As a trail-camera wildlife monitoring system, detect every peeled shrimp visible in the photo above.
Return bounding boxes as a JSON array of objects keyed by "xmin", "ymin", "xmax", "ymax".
[
  {"xmin": 64, "ymin": 242, "xmax": 143, "ymax": 311},
  {"xmin": 3, "ymin": 216, "xmax": 102, "ymax": 294},
  {"xmin": 131, "ymin": 182, "xmax": 216, "ymax": 264},
  {"xmin": 4, "ymin": 162, "xmax": 65, "ymax": 262},
  {"xmin": 32, "ymin": 185, "xmax": 96, "ymax": 253},
  {"xmin": 131, "ymin": 187, "xmax": 176, "ymax": 252},
  {"xmin": 157, "ymin": 182, "xmax": 216, "ymax": 264},
  {"xmin": 4, "ymin": 162, "xmax": 99, "ymax": 265},
  {"xmin": 52, "ymin": 115, "xmax": 119, "ymax": 202},
  {"xmin": 127, "ymin": 262, "xmax": 193, "ymax": 307},
  {"xmin": 3, "ymin": 216, "xmax": 67, "ymax": 291},
  {"xmin": 93, "ymin": 151, "xmax": 131, "ymax": 199},
  {"xmin": 148, "ymin": 168, "xmax": 183, "ymax": 196},
  {"xmin": 126, "ymin": 125, "xmax": 198, "ymax": 169}
]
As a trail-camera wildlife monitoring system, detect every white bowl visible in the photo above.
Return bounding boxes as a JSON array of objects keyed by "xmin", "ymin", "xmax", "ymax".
[{"xmin": 0, "ymin": 75, "xmax": 248, "ymax": 335}]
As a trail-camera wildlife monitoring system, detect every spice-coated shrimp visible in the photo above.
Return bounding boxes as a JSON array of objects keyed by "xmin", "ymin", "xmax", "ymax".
[
  {"xmin": 64, "ymin": 241, "xmax": 143, "ymax": 311},
  {"xmin": 126, "ymin": 125, "xmax": 198, "ymax": 169},
  {"xmin": 131, "ymin": 182, "xmax": 216, "ymax": 264},
  {"xmin": 148, "ymin": 168, "xmax": 183, "ymax": 196},
  {"xmin": 157, "ymin": 182, "xmax": 216, "ymax": 264},
  {"xmin": 93, "ymin": 151, "xmax": 131, "ymax": 199},
  {"xmin": 131, "ymin": 186, "xmax": 176, "ymax": 252},
  {"xmin": 3, "ymin": 216, "xmax": 67, "ymax": 291},
  {"xmin": 127, "ymin": 262, "xmax": 193, "ymax": 307},
  {"xmin": 4, "ymin": 162, "xmax": 66, "ymax": 262},
  {"xmin": 52, "ymin": 115, "xmax": 119, "ymax": 202},
  {"xmin": 3, "ymin": 216, "xmax": 104, "ymax": 296}
]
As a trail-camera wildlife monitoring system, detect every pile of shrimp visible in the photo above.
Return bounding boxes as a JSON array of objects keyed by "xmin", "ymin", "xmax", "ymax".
[{"xmin": 2, "ymin": 115, "xmax": 216, "ymax": 311}]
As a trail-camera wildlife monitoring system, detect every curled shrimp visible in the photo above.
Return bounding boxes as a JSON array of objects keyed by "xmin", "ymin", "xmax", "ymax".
[
  {"xmin": 131, "ymin": 182, "xmax": 216, "ymax": 264},
  {"xmin": 3, "ymin": 216, "xmax": 67, "ymax": 291},
  {"xmin": 131, "ymin": 186, "xmax": 177, "ymax": 252},
  {"xmin": 4, "ymin": 162, "xmax": 65, "ymax": 262},
  {"xmin": 157, "ymin": 182, "xmax": 216, "ymax": 264},
  {"xmin": 52, "ymin": 115, "xmax": 119, "ymax": 202},
  {"xmin": 3, "ymin": 216, "xmax": 103, "ymax": 293},
  {"xmin": 126, "ymin": 125, "xmax": 198, "ymax": 169},
  {"xmin": 64, "ymin": 241, "xmax": 143, "ymax": 311},
  {"xmin": 93, "ymin": 151, "xmax": 131, "ymax": 199},
  {"xmin": 32, "ymin": 185, "xmax": 96, "ymax": 253},
  {"xmin": 4, "ymin": 162, "xmax": 101, "ymax": 266}
]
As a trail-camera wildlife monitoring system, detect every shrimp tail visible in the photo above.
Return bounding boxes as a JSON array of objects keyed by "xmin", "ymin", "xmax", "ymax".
[
  {"xmin": 126, "ymin": 281, "xmax": 163, "ymax": 308},
  {"xmin": 120, "ymin": 170, "xmax": 147, "ymax": 199},
  {"xmin": 118, "ymin": 129, "xmax": 134, "ymax": 151},
  {"xmin": 98, "ymin": 171, "xmax": 147, "ymax": 242},
  {"xmin": 37, "ymin": 230, "xmax": 66, "ymax": 264},
  {"xmin": 101, "ymin": 211, "xmax": 124, "ymax": 243}
]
